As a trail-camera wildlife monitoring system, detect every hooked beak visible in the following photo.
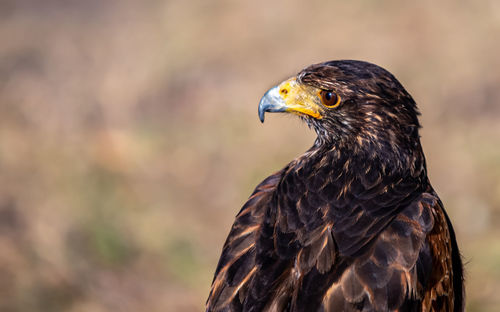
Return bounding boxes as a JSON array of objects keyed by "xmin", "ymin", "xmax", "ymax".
[
  {"xmin": 258, "ymin": 86, "xmax": 286, "ymax": 123},
  {"xmin": 258, "ymin": 78, "xmax": 323, "ymax": 123}
]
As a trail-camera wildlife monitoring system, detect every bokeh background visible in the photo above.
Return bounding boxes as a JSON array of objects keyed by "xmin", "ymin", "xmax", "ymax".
[{"xmin": 1, "ymin": 0, "xmax": 500, "ymax": 311}]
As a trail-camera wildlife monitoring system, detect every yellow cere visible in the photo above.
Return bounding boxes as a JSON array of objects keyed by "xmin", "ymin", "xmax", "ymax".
[{"xmin": 278, "ymin": 78, "xmax": 323, "ymax": 119}]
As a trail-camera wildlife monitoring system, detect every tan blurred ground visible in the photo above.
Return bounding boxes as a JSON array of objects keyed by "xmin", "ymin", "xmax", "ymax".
[{"xmin": 0, "ymin": 0, "xmax": 499, "ymax": 311}]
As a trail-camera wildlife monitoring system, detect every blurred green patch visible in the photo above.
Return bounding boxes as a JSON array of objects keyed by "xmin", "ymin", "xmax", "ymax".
[
  {"xmin": 89, "ymin": 221, "xmax": 135, "ymax": 266},
  {"xmin": 66, "ymin": 218, "xmax": 136, "ymax": 269},
  {"xmin": 165, "ymin": 237, "xmax": 204, "ymax": 286}
]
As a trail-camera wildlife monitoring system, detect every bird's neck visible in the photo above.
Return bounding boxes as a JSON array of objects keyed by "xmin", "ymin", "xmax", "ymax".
[
  {"xmin": 304, "ymin": 139, "xmax": 425, "ymax": 174},
  {"xmin": 281, "ymin": 141, "xmax": 428, "ymax": 208}
]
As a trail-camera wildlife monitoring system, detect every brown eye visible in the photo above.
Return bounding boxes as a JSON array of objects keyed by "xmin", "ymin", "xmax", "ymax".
[{"xmin": 320, "ymin": 90, "xmax": 340, "ymax": 107}]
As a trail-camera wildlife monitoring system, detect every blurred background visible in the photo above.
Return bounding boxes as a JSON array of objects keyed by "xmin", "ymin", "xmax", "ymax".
[{"xmin": 0, "ymin": 0, "xmax": 499, "ymax": 311}]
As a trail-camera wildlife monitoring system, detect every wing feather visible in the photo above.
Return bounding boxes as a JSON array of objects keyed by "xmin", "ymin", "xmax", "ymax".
[
  {"xmin": 206, "ymin": 170, "xmax": 284, "ymax": 311},
  {"xmin": 321, "ymin": 192, "xmax": 437, "ymax": 311}
]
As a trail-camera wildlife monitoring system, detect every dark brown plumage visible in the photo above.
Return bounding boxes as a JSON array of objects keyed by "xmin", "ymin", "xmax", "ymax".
[{"xmin": 206, "ymin": 60, "xmax": 464, "ymax": 312}]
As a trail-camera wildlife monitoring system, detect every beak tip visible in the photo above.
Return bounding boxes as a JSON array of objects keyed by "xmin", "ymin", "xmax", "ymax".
[{"xmin": 257, "ymin": 85, "xmax": 283, "ymax": 124}]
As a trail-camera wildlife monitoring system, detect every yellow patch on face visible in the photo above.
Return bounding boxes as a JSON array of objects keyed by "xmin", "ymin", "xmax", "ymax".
[{"xmin": 277, "ymin": 78, "xmax": 323, "ymax": 119}]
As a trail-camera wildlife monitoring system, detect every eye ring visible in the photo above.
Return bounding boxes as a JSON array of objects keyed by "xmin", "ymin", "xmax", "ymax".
[{"xmin": 319, "ymin": 90, "xmax": 340, "ymax": 108}]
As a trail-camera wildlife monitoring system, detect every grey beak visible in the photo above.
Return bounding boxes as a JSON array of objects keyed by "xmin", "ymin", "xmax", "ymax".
[{"xmin": 258, "ymin": 86, "xmax": 287, "ymax": 123}]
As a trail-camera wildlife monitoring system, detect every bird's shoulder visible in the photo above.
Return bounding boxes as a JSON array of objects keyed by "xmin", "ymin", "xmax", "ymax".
[
  {"xmin": 320, "ymin": 191, "xmax": 437, "ymax": 311},
  {"xmin": 206, "ymin": 169, "xmax": 285, "ymax": 311},
  {"xmin": 321, "ymin": 191, "xmax": 462, "ymax": 312}
]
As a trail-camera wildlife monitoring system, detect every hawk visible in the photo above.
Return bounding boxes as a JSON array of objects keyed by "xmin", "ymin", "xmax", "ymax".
[{"xmin": 206, "ymin": 60, "xmax": 464, "ymax": 311}]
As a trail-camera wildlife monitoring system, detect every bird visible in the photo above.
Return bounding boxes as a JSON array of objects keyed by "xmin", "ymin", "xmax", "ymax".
[{"xmin": 206, "ymin": 60, "xmax": 464, "ymax": 312}]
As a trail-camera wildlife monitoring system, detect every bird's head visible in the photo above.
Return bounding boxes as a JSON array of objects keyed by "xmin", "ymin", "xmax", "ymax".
[{"xmin": 259, "ymin": 60, "xmax": 421, "ymax": 155}]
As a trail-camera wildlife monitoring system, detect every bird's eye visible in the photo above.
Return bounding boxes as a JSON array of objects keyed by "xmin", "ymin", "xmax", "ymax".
[{"xmin": 320, "ymin": 90, "xmax": 340, "ymax": 108}]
